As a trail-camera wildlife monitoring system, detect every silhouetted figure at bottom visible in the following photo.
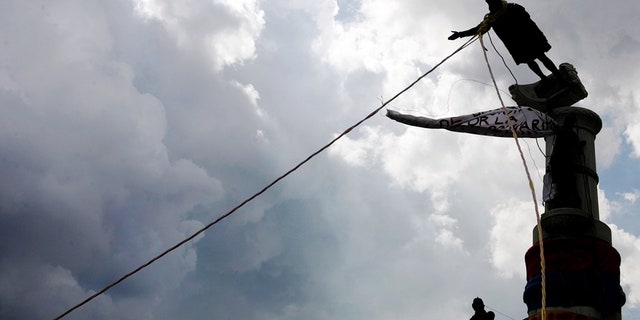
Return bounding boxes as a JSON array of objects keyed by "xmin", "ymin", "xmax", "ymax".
[{"xmin": 470, "ymin": 298, "xmax": 495, "ymax": 320}]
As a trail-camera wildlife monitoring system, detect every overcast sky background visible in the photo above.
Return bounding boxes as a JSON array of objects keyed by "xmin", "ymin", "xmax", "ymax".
[{"xmin": 1, "ymin": 0, "xmax": 640, "ymax": 319}]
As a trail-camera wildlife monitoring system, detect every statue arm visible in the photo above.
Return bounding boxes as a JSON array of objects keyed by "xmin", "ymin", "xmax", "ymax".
[
  {"xmin": 459, "ymin": 25, "xmax": 481, "ymax": 37},
  {"xmin": 448, "ymin": 24, "xmax": 482, "ymax": 40}
]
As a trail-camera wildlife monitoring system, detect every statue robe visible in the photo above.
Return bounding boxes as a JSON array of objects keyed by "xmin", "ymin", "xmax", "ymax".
[{"xmin": 487, "ymin": 3, "xmax": 552, "ymax": 64}]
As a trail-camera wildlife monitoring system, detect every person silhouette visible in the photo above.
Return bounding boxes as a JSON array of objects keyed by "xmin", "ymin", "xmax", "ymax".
[
  {"xmin": 470, "ymin": 298, "xmax": 495, "ymax": 320},
  {"xmin": 448, "ymin": 0, "xmax": 559, "ymax": 82}
]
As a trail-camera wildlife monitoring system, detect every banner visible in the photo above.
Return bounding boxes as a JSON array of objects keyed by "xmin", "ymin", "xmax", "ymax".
[{"xmin": 386, "ymin": 106, "xmax": 556, "ymax": 138}]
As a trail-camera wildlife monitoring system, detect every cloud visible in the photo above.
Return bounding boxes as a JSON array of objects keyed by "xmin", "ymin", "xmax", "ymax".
[
  {"xmin": 489, "ymin": 200, "xmax": 537, "ymax": 279},
  {"xmin": 1, "ymin": 0, "xmax": 640, "ymax": 319},
  {"xmin": 0, "ymin": 264, "xmax": 116, "ymax": 319},
  {"xmin": 622, "ymin": 190, "xmax": 640, "ymax": 204},
  {"xmin": 612, "ymin": 225, "xmax": 640, "ymax": 308},
  {"xmin": 0, "ymin": 1, "xmax": 223, "ymax": 318},
  {"xmin": 626, "ymin": 111, "xmax": 640, "ymax": 158},
  {"xmin": 132, "ymin": 0, "xmax": 265, "ymax": 70}
]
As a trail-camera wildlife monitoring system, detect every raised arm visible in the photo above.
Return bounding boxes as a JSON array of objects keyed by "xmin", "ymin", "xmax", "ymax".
[{"xmin": 448, "ymin": 24, "xmax": 481, "ymax": 40}]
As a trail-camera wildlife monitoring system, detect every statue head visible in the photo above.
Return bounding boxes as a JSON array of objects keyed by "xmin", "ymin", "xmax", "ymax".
[{"xmin": 486, "ymin": 0, "xmax": 506, "ymax": 12}]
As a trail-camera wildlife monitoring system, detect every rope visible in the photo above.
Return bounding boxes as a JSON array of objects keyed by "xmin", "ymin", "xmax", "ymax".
[
  {"xmin": 485, "ymin": 304, "xmax": 517, "ymax": 320},
  {"xmin": 487, "ymin": 32, "xmax": 519, "ymax": 86},
  {"xmin": 446, "ymin": 78, "xmax": 512, "ymax": 117},
  {"xmin": 478, "ymin": 0, "xmax": 509, "ymax": 34},
  {"xmin": 486, "ymin": 32, "xmax": 546, "ymax": 188},
  {"xmin": 51, "ymin": 36, "xmax": 478, "ymax": 320},
  {"xmin": 478, "ymin": 33, "xmax": 547, "ymax": 320}
]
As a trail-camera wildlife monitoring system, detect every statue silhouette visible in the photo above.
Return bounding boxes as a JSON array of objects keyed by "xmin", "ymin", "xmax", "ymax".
[
  {"xmin": 470, "ymin": 298, "xmax": 495, "ymax": 320},
  {"xmin": 448, "ymin": 0, "xmax": 558, "ymax": 82}
]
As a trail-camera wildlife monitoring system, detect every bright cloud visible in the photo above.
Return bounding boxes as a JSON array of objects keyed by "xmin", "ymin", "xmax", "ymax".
[
  {"xmin": 2, "ymin": 0, "xmax": 640, "ymax": 319},
  {"xmin": 133, "ymin": 0, "xmax": 265, "ymax": 70}
]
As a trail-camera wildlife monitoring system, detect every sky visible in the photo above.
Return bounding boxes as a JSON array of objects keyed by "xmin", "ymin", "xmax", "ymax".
[{"xmin": 1, "ymin": 0, "xmax": 640, "ymax": 319}]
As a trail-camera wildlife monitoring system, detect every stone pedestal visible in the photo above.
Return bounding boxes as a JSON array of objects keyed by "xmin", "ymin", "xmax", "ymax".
[
  {"xmin": 524, "ymin": 107, "xmax": 625, "ymax": 320},
  {"xmin": 510, "ymin": 63, "xmax": 588, "ymax": 112}
]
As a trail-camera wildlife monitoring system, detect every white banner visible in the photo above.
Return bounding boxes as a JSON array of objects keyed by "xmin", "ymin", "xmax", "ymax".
[{"xmin": 386, "ymin": 106, "xmax": 556, "ymax": 138}]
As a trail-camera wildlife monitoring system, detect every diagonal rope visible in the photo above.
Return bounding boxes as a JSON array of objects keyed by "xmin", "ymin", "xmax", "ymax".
[
  {"xmin": 51, "ymin": 36, "xmax": 479, "ymax": 320},
  {"xmin": 485, "ymin": 304, "xmax": 517, "ymax": 320},
  {"xmin": 478, "ymin": 33, "xmax": 547, "ymax": 320}
]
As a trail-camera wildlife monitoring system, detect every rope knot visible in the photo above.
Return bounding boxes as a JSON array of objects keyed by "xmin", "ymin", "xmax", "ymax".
[{"xmin": 478, "ymin": 0, "xmax": 508, "ymax": 35}]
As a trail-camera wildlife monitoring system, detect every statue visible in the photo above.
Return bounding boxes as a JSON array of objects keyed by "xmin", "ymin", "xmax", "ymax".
[
  {"xmin": 470, "ymin": 298, "xmax": 495, "ymax": 320},
  {"xmin": 448, "ymin": 0, "xmax": 558, "ymax": 83},
  {"xmin": 448, "ymin": 0, "xmax": 588, "ymax": 111}
]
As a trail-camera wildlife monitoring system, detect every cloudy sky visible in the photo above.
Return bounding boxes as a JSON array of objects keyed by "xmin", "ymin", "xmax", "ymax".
[{"xmin": 2, "ymin": 0, "xmax": 640, "ymax": 319}]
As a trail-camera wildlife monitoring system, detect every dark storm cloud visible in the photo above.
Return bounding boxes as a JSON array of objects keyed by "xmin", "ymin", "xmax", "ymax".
[
  {"xmin": 2, "ymin": 0, "xmax": 640, "ymax": 319},
  {"xmin": 0, "ymin": 1, "xmax": 225, "ymax": 319}
]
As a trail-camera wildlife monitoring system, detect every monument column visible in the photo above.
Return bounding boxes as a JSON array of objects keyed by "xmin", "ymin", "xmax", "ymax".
[{"xmin": 523, "ymin": 107, "xmax": 626, "ymax": 320}]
